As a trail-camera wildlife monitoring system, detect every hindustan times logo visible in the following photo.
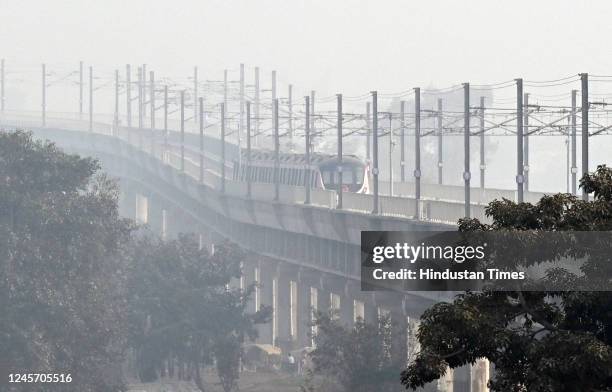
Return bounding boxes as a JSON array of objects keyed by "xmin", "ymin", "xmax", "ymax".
[{"xmin": 371, "ymin": 242, "xmax": 487, "ymax": 264}]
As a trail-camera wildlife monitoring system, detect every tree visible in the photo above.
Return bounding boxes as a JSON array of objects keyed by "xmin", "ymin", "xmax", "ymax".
[
  {"xmin": 0, "ymin": 130, "xmax": 133, "ymax": 391},
  {"xmin": 309, "ymin": 313, "xmax": 407, "ymax": 392},
  {"xmin": 127, "ymin": 234, "xmax": 270, "ymax": 392},
  {"xmin": 401, "ymin": 165, "xmax": 612, "ymax": 392}
]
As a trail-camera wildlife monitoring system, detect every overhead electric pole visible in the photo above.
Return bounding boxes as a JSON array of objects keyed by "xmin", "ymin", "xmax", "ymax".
[
  {"xmin": 366, "ymin": 102, "xmax": 371, "ymax": 165},
  {"xmin": 337, "ymin": 94, "xmax": 343, "ymax": 209},
  {"xmin": 246, "ymin": 100, "xmax": 252, "ymax": 197},
  {"xmin": 581, "ymin": 73, "xmax": 589, "ymax": 201},
  {"xmin": 239, "ymin": 63, "xmax": 245, "ymax": 155},
  {"xmin": 414, "ymin": 88, "xmax": 421, "ymax": 218},
  {"xmin": 305, "ymin": 95, "xmax": 311, "ymax": 205},
  {"xmin": 163, "ymin": 85, "xmax": 168, "ymax": 161},
  {"xmin": 199, "ymin": 97, "xmax": 204, "ymax": 184},
  {"xmin": 400, "ymin": 100, "xmax": 405, "ymax": 182},
  {"xmin": 180, "ymin": 90, "xmax": 185, "ymax": 173},
  {"xmin": 288, "ymin": 84, "xmax": 293, "ymax": 151},
  {"xmin": 516, "ymin": 78, "xmax": 524, "ymax": 203},
  {"xmin": 463, "ymin": 83, "xmax": 471, "ymax": 218},
  {"xmin": 437, "ymin": 98, "xmax": 443, "ymax": 185},
  {"xmin": 480, "ymin": 96, "xmax": 485, "ymax": 189},
  {"xmin": 524, "ymin": 93, "xmax": 530, "ymax": 191},
  {"xmin": 274, "ymin": 98, "xmax": 280, "ymax": 201},
  {"xmin": 388, "ymin": 112, "xmax": 394, "ymax": 197},
  {"xmin": 221, "ymin": 102, "xmax": 226, "ymax": 193},
  {"xmin": 372, "ymin": 91, "xmax": 379, "ymax": 214},
  {"xmin": 414, "ymin": 87, "xmax": 421, "ymax": 214},
  {"xmin": 571, "ymin": 89, "xmax": 577, "ymax": 195}
]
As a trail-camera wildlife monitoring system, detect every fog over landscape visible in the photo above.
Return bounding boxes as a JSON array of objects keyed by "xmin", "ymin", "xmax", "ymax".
[
  {"xmin": 1, "ymin": 2, "xmax": 612, "ymax": 392},
  {"xmin": 2, "ymin": 0, "xmax": 612, "ymax": 192}
]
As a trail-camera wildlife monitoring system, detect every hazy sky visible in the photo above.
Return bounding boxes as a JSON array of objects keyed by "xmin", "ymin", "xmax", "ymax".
[{"xmin": 3, "ymin": 0, "xmax": 612, "ymax": 97}]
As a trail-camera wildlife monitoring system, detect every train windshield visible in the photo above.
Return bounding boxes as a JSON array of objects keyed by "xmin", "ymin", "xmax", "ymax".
[{"xmin": 320, "ymin": 161, "xmax": 365, "ymax": 192}]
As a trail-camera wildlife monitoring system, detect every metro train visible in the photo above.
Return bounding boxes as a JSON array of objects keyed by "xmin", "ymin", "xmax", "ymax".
[{"xmin": 233, "ymin": 151, "xmax": 371, "ymax": 193}]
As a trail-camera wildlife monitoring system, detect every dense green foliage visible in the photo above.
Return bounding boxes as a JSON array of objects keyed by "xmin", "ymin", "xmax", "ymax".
[
  {"xmin": 402, "ymin": 165, "xmax": 612, "ymax": 392},
  {"xmin": 310, "ymin": 313, "xmax": 407, "ymax": 392},
  {"xmin": 0, "ymin": 131, "xmax": 133, "ymax": 391},
  {"xmin": 0, "ymin": 130, "xmax": 268, "ymax": 392},
  {"xmin": 127, "ymin": 235, "xmax": 269, "ymax": 392}
]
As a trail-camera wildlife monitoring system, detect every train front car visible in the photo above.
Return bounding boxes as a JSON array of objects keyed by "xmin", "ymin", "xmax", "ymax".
[
  {"xmin": 234, "ymin": 150, "xmax": 370, "ymax": 194},
  {"xmin": 317, "ymin": 155, "xmax": 369, "ymax": 193}
]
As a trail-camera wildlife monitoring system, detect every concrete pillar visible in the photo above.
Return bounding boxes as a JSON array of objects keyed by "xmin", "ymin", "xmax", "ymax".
[
  {"xmin": 241, "ymin": 261, "xmax": 257, "ymax": 316},
  {"xmin": 253, "ymin": 263, "xmax": 261, "ymax": 315},
  {"xmin": 258, "ymin": 261, "xmax": 276, "ymax": 345},
  {"xmin": 135, "ymin": 193, "xmax": 149, "ymax": 224},
  {"xmin": 161, "ymin": 209, "xmax": 168, "ymax": 240},
  {"xmin": 317, "ymin": 288, "xmax": 330, "ymax": 316},
  {"xmin": 296, "ymin": 279, "xmax": 312, "ymax": 347},
  {"xmin": 272, "ymin": 275, "xmax": 278, "ymax": 346},
  {"xmin": 470, "ymin": 359, "xmax": 490, "ymax": 392},
  {"xmin": 407, "ymin": 316, "xmax": 421, "ymax": 364},
  {"xmin": 452, "ymin": 365, "xmax": 471, "ymax": 392},
  {"xmin": 309, "ymin": 286, "xmax": 319, "ymax": 347},
  {"xmin": 353, "ymin": 300, "xmax": 365, "ymax": 323},
  {"xmin": 437, "ymin": 367, "xmax": 454, "ymax": 392},
  {"xmin": 277, "ymin": 267, "xmax": 293, "ymax": 351},
  {"xmin": 330, "ymin": 292, "xmax": 341, "ymax": 320}
]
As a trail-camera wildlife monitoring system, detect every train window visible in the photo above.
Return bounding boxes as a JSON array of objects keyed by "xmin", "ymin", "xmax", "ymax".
[
  {"xmin": 342, "ymin": 170, "xmax": 354, "ymax": 185},
  {"xmin": 322, "ymin": 170, "xmax": 334, "ymax": 185}
]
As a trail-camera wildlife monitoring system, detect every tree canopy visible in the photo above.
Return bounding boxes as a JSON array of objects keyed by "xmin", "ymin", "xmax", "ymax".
[
  {"xmin": 0, "ymin": 130, "xmax": 133, "ymax": 391},
  {"xmin": 401, "ymin": 165, "xmax": 612, "ymax": 392},
  {"xmin": 0, "ymin": 130, "xmax": 268, "ymax": 392},
  {"xmin": 309, "ymin": 313, "xmax": 408, "ymax": 392},
  {"xmin": 127, "ymin": 234, "xmax": 270, "ymax": 392}
]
